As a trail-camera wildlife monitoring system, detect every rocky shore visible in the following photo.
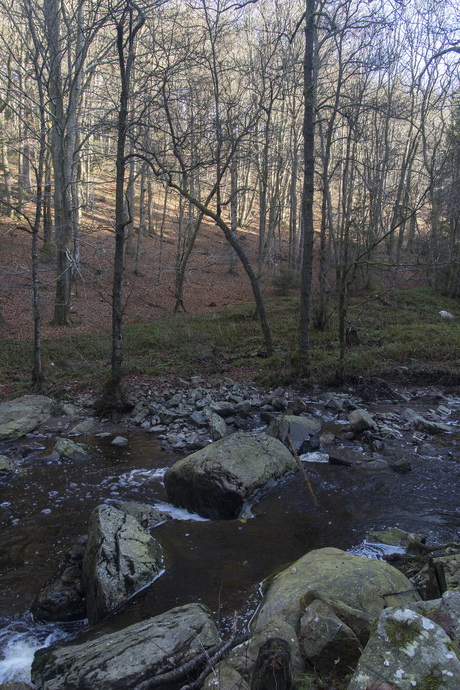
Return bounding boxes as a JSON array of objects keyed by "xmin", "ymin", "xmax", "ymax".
[{"xmin": 0, "ymin": 377, "xmax": 459, "ymax": 689}]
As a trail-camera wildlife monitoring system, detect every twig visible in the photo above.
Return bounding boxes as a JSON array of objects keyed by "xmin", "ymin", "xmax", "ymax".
[
  {"xmin": 180, "ymin": 631, "xmax": 251, "ymax": 690},
  {"xmin": 287, "ymin": 433, "xmax": 320, "ymax": 508}
]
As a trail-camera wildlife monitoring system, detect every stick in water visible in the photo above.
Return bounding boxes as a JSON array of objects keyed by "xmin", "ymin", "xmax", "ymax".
[{"xmin": 287, "ymin": 433, "xmax": 320, "ymax": 508}]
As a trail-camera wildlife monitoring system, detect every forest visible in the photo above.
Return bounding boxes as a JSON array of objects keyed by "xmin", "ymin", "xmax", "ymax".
[{"xmin": 0, "ymin": 0, "xmax": 459, "ymax": 401}]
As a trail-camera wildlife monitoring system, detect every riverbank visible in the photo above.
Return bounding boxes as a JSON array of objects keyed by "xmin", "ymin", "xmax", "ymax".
[{"xmin": 0, "ymin": 379, "xmax": 459, "ymax": 687}]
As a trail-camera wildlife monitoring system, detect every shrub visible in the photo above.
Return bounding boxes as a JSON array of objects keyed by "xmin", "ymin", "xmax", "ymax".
[{"xmin": 272, "ymin": 264, "xmax": 301, "ymax": 295}]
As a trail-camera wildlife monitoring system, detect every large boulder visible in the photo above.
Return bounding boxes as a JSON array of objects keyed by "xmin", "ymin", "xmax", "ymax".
[
  {"xmin": 0, "ymin": 395, "xmax": 53, "ymax": 440},
  {"xmin": 347, "ymin": 601, "xmax": 460, "ymax": 689},
  {"xmin": 253, "ymin": 547, "xmax": 420, "ymax": 634},
  {"xmin": 31, "ymin": 602, "xmax": 220, "ymax": 690},
  {"xmin": 82, "ymin": 504, "xmax": 163, "ymax": 625},
  {"xmin": 164, "ymin": 432, "xmax": 297, "ymax": 519}
]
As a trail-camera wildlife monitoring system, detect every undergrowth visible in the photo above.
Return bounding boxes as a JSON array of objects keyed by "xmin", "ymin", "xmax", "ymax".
[{"xmin": 1, "ymin": 286, "xmax": 459, "ymax": 396}]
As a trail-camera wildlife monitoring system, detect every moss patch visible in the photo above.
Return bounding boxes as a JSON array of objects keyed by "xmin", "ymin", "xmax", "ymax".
[{"xmin": 385, "ymin": 618, "xmax": 420, "ymax": 649}]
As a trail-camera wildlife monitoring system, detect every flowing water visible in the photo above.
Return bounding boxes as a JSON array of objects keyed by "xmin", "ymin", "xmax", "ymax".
[{"xmin": 1, "ymin": 399, "xmax": 460, "ymax": 684}]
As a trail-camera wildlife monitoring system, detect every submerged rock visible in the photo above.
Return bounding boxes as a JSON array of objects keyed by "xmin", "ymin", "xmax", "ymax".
[
  {"xmin": 31, "ymin": 602, "xmax": 220, "ymax": 690},
  {"xmin": 164, "ymin": 431, "xmax": 296, "ymax": 519},
  {"xmin": 82, "ymin": 504, "xmax": 163, "ymax": 625}
]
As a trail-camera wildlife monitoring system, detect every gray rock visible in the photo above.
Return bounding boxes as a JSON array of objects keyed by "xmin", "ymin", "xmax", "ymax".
[
  {"xmin": 347, "ymin": 604, "xmax": 460, "ymax": 689},
  {"xmin": 82, "ymin": 504, "xmax": 163, "ymax": 625},
  {"xmin": 235, "ymin": 400, "xmax": 252, "ymax": 414},
  {"xmin": 69, "ymin": 419, "xmax": 94, "ymax": 435},
  {"xmin": 119, "ymin": 502, "xmax": 168, "ymax": 529},
  {"xmin": 166, "ymin": 392, "xmax": 183, "ymax": 407},
  {"xmin": 267, "ymin": 414, "xmax": 322, "ymax": 451},
  {"xmin": 159, "ymin": 409, "xmax": 183, "ymax": 425},
  {"xmin": 390, "ymin": 457, "xmax": 411, "ymax": 474},
  {"xmin": 348, "ymin": 409, "xmax": 376, "ymax": 432},
  {"xmin": 31, "ymin": 539, "xmax": 87, "ymax": 622},
  {"xmin": 202, "ymin": 662, "xmax": 250, "ymax": 690},
  {"xmin": 217, "ymin": 619, "xmax": 303, "ymax": 685},
  {"xmin": 209, "ymin": 400, "xmax": 235, "ymax": 417},
  {"xmin": 207, "ymin": 410, "xmax": 228, "ymax": 440},
  {"xmin": 415, "ymin": 417, "xmax": 452, "ymax": 434},
  {"xmin": 403, "ymin": 408, "xmax": 451, "ymax": 433},
  {"xmin": 300, "ymin": 589, "xmax": 372, "ymax": 646},
  {"xmin": 0, "ymin": 454, "xmax": 13, "ymax": 472},
  {"xmin": 189, "ymin": 410, "xmax": 208, "ymax": 427},
  {"xmin": 366, "ymin": 528, "xmax": 411, "ymax": 548},
  {"xmin": 328, "ymin": 447, "xmax": 374, "ymax": 467},
  {"xmin": 62, "ymin": 403, "xmax": 77, "ymax": 416},
  {"xmin": 299, "ymin": 599, "xmax": 362, "ymax": 676},
  {"xmin": 379, "ymin": 425, "xmax": 403, "ymax": 439},
  {"xmin": 402, "ymin": 407, "xmax": 421, "ymax": 423},
  {"xmin": 164, "ymin": 432, "xmax": 296, "ymax": 519},
  {"xmin": 0, "ymin": 395, "xmax": 54, "ymax": 440},
  {"xmin": 54, "ymin": 438, "xmax": 92, "ymax": 461},
  {"xmin": 406, "ymin": 588, "xmax": 460, "ymax": 639},
  {"xmin": 31, "ymin": 602, "xmax": 220, "ymax": 690},
  {"xmin": 111, "ymin": 435, "xmax": 128, "ymax": 447}
]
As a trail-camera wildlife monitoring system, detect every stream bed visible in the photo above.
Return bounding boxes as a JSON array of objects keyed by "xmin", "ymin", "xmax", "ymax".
[{"xmin": 1, "ymin": 393, "xmax": 460, "ymax": 684}]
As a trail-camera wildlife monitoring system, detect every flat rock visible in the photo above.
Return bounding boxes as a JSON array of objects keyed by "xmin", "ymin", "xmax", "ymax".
[
  {"xmin": 31, "ymin": 603, "xmax": 220, "ymax": 690},
  {"xmin": 328, "ymin": 447, "xmax": 374, "ymax": 467}
]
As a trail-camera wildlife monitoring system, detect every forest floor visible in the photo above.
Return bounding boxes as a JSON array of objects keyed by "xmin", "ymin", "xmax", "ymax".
[
  {"xmin": 0, "ymin": 179, "xmax": 283, "ymax": 343},
  {"xmin": 2, "ymin": 179, "xmax": 460, "ymax": 400}
]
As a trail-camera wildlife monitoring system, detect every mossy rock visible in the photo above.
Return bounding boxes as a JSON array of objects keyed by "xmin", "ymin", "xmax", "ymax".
[{"xmin": 253, "ymin": 547, "xmax": 420, "ymax": 633}]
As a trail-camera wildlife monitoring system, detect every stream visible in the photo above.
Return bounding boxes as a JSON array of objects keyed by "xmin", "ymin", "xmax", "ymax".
[{"xmin": 1, "ymin": 392, "xmax": 460, "ymax": 684}]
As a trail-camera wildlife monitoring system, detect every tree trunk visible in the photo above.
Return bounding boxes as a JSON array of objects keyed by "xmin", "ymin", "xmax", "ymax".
[
  {"xmin": 135, "ymin": 164, "xmax": 147, "ymax": 275},
  {"xmin": 45, "ymin": 0, "xmax": 73, "ymax": 326},
  {"xmin": 106, "ymin": 2, "xmax": 145, "ymax": 408},
  {"xmin": 298, "ymin": 0, "xmax": 316, "ymax": 375}
]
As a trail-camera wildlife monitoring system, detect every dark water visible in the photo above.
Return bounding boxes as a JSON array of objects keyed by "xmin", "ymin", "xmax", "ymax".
[{"xmin": 1, "ymin": 403, "xmax": 460, "ymax": 683}]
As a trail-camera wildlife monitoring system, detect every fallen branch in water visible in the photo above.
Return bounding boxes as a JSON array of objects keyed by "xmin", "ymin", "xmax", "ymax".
[{"xmin": 287, "ymin": 433, "xmax": 320, "ymax": 508}]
